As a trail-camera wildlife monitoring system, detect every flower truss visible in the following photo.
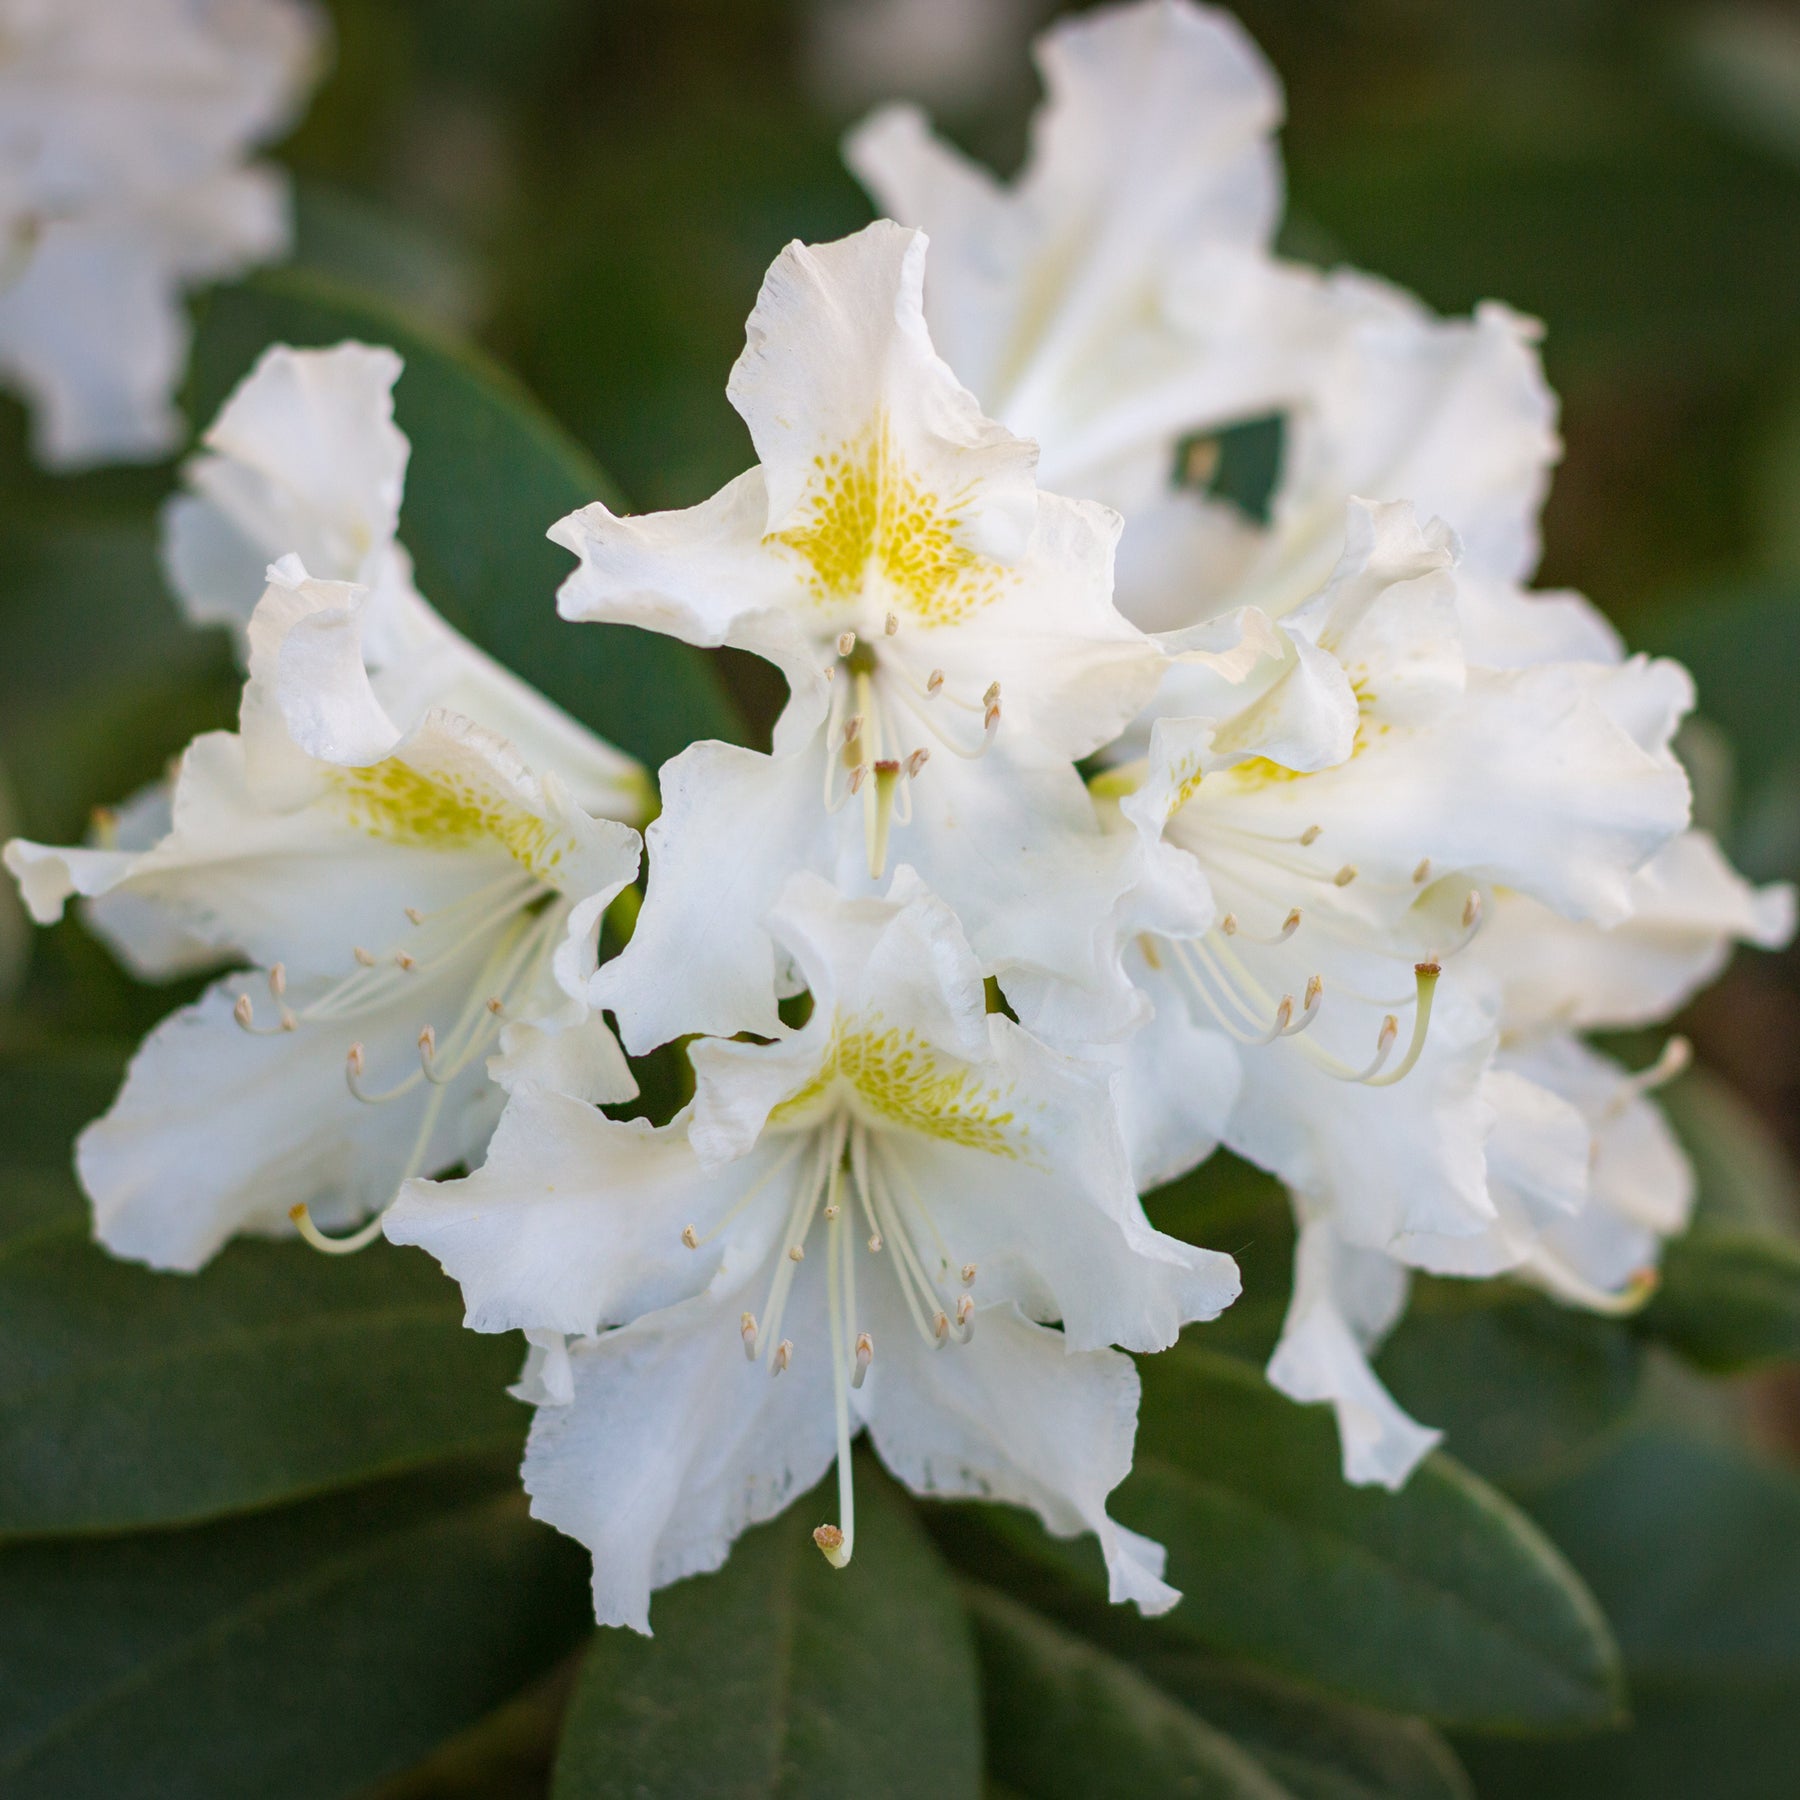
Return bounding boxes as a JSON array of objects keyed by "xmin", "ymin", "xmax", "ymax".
[
  {"xmin": 4, "ymin": 349, "xmax": 648, "ymax": 1269},
  {"xmin": 0, "ymin": 0, "xmax": 324, "ymax": 468},
  {"xmin": 387, "ymin": 870, "xmax": 1239, "ymax": 1630},
  {"xmin": 7, "ymin": 0, "xmax": 1796, "ymax": 1634}
]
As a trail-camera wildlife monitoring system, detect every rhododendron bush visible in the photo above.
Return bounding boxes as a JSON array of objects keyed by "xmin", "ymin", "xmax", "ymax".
[{"xmin": 4, "ymin": 4, "xmax": 1800, "ymax": 1797}]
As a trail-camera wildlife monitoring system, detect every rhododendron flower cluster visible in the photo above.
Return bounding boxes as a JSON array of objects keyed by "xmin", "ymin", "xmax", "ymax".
[{"xmin": 8, "ymin": 0, "xmax": 1789, "ymax": 1632}]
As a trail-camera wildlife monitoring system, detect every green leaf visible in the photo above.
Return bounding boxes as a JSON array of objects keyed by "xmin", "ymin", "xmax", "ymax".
[
  {"xmin": 1641, "ymin": 1227, "xmax": 1800, "ymax": 1371},
  {"xmin": 962, "ymin": 1347, "xmax": 1623, "ymax": 1731},
  {"xmin": 0, "ymin": 1053, "xmax": 528, "ymax": 1537},
  {"xmin": 188, "ymin": 268, "xmax": 741, "ymax": 770},
  {"xmin": 551, "ymin": 1456, "xmax": 980, "ymax": 1799},
  {"xmin": 0, "ymin": 1461, "xmax": 590, "ymax": 1800},
  {"xmin": 1377, "ymin": 1280, "xmax": 1642, "ymax": 1489},
  {"xmin": 966, "ymin": 1584, "xmax": 1294, "ymax": 1800},
  {"xmin": 1660, "ymin": 1067, "xmax": 1800, "ymax": 1237},
  {"xmin": 1457, "ymin": 1428, "xmax": 1800, "ymax": 1799}
]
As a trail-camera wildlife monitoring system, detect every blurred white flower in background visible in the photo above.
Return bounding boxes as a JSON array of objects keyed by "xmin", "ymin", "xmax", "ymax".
[{"xmin": 0, "ymin": 0, "xmax": 325, "ymax": 468}]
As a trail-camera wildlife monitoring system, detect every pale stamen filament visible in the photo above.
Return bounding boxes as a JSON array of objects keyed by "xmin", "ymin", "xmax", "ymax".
[
  {"xmin": 682, "ymin": 1135, "xmax": 810, "ymax": 1251},
  {"xmin": 817, "ymin": 1196, "xmax": 856, "ymax": 1569},
  {"xmin": 759, "ymin": 1118, "xmax": 844, "ymax": 1373},
  {"xmin": 1219, "ymin": 907, "xmax": 1302, "ymax": 946},
  {"xmin": 1602, "ymin": 1036, "xmax": 1691, "ymax": 1118}
]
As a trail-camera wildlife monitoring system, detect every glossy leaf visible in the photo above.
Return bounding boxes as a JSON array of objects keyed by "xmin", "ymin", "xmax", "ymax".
[
  {"xmin": 1378, "ymin": 1281, "xmax": 1642, "ymax": 1488},
  {"xmin": 967, "ymin": 1584, "xmax": 1292, "ymax": 1800},
  {"xmin": 551, "ymin": 1456, "xmax": 980, "ymax": 1799},
  {"xmin": 0, "ymin": 1055, "xmax": 528, "ymax": 1537},
  {"xmin": 1457, "ymin": 1428, "xmax": 1800, "ymax": 1799},
  {"xmin": 1641, "ymin": 1227, "xmax": 1800, "ymax": 1372},
  {"xmin": 964, "ymin": 1347, "xmax": 1623, "ymax": 1731},
  {"xmin": 188, "ymin": 269, "xmax": 741, "ymax": 770},
  {"xmin": 0, "ymin": 1462, "xmax": 591, "ymax": 1800}
]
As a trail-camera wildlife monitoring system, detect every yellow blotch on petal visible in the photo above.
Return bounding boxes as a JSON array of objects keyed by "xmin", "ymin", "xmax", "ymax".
[
  {"xmin": 333, "ymin": 758, "xmax": 569, "ymax": 877},
  {"xmin": 772, "ymin": 1018, "xmax": 1026, "ymax": 1158},
  {"xmin": 771, "ymin": 413, "xmax": 1009, "ymax": 627}
]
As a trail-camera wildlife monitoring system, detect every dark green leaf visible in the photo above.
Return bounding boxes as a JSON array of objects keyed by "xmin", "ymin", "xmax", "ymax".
[
  {"xmin": 967, "ymin": 1584, "xmax": 1293, "ymax": 1800},
  {"xmin": 0, "ymin": 1053, "xmax": 528, "ymax": 1537},
  {"xmin": 1457, "ymin": 1428, "xmax": 1800, "ymax": 1799},
  {"xmin": 1660, "ymin": 1068, "xmax": 1800, "ymax": 1237},
  {"xmin": 1640, "ymin": 1228, "xmax": 1800, "ymax": 1372},
  {"xmin": 1377, "ymin": 1280, "xmax": 1642, "ymax": 1488},
  {"xmin": 551, "ymin": 1455, "xmax": 980, "ymax": 1799},
  {"xmin": 0, "ymin": 1461, "xmax": 591, "ymax": 1800},
  {"xmin": 962, "ymin": 1347, "xmax": 1623, "ymax": 1731},
  {"xmin": 188, "ymin": 269, "xmax": 741, "ymax": 770}
]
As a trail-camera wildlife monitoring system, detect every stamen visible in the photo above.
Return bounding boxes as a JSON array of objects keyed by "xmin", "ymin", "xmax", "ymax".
[
  {"xmin": 1604, "ymin": 1036, "xmax": 1691, "ymax": 1116},
  {"xmin": 417, "ymin": 1025, "xmax": 436, "ymax": 1066},
  {"xmin": 837, "ymin": 630, "xmax": 856, "ymax": 657},
  {"xmin": 1221, "ymin": 907, "xmax": 1302, "ymax": 947},
  {"xmin": 926, "ymin": 668, "xmax": 944, "ymax": 696},
  {"xmin": 772, "ymin": 1338, "xmax": 792, "ymax": 1375},
  {"xmin": 1362, "ymin": 963, "xmax": 1440, "ymax": 1088},
  {"xmin": 983, "ymin": 699, "xmax": 1001, "ymax": 739},
  {"xmin": 884, "ymin": 611, "xmax": 899, "ymax": 636},
  {"xmin": 853, "ymin": 1332, "xmax": 873, "ymax": 1388},
  {"xmin": 868, "ymin": 1233, "xmax": 883, "ymax": 1252},
  {"xmin": 1300, "ymin": 825, "xmax": 1323, "ymax": 847},
  {"xmin": 961, "ymin": 1262, "xmax": 977, "ymax": 1287},
  {"xmin": 1413, "ymin": 857, "xmax": 1432, "ymax": 885},
  {"xmin": 1463, "ymin": 890, "xmax": 1482, "ymax": 930},
  {"xmin": 983, "ymin": 682, "xmax": 1000, "ymax": 707},
  {"xmin": 955, "ymin": 1293, "xmax": 975, "ymax": 1342},
  {"xmin": 741, "ymin": 1312, "xmax": 758, "ymax": 1359},
  {"xmin": 681, "ymin": 1224, "xmax": 700, "ymax": 1249},
  {"xmin": 933, "ymin": 1310, "xmax": 951, "ymax": 1343},
  {"xmin": 395, "ymin": 952, "xmax": 417, "ymax": 972},
  {"xmin": 234, "ymin": 994, "xmax": 254, "ymax": 1029},
  {"xmin": 905, "ymin": 747, "xmax": 929, "ymax": 778},
  {"xmin": 405, "ymin": 906, "xmax": 425, "ymax": 925},
  {"xmin": 354, "ymin": 946, "xmax": 376, "ymax": 967},
  {"xmin": 788, "ymin": 1244, "xmax": 806, "ymax": 1263},
  {"xmin": 1332, "ymin": 865, "xmax": 1358, "ymax": 888},
  {"xmin": 823, "ymin": 1203, "xmax": 839, "ymax": 1221},
  {"xmin": 865, "ymin": 760, "xmax": 901, "ymax": 880},
  {"xmin": 289, "ymin": 1203, "xmax": 386, "ymax": 1256},
  {"xmin": 268, "ymin": 964, "xmax": 286, "ymax": 999},
  {"xmin": 848, "ymin": 763, "xmax": 868, "ymax": 794}
]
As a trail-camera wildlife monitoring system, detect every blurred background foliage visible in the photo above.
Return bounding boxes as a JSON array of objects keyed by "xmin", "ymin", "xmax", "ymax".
[{"xmin": 4, "ymin": 1, "xmax": 1800, "ymax": 1796}]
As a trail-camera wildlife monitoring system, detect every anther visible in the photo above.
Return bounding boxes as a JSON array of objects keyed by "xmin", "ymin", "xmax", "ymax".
[
  {"xmin": 772, "ymin": 1338, "xmax": 793, "ymax": 1375},
  {"xmin": 983, "ymin": 681, "xmax": 1001, "ymax": 707},
  {"xmin": 354, "ymin": 945, "xmax": 376, "ymax": 967},
  {"xmin": 1332, "ymin": 865, "xmax": 1358, "ymax": 887},
  {"xmin": 1221, "ymin": 913, "xmax": 1238, "ymax": 935},
  {"xmin": 788, "ymin": 1244, "xmax": 806, "ymax": 1263},
  {"xmin": 234, "ymin": 994, "xmax": 255, "ymax": 1030},
  {"xmin": 822, "ymin": 1204, "xmax": 840, "ymax": 1222},
  {"xmin": 926, "ymin": 668, "xmax": 945, "ymax": 696},
  {"xmin": 983, "ymin": 699, "xmax": 1001, "ymax": 738},
  {"xmin": 868, "ymin": 1232, "xmax": 883, "ymax": 1252},
  {"xmin": 813, "ymin": 1522, "xmax": 848, "ymax": 1566},
  {"xmin": 1413, "ymin": 858, "xmax": 1432, "ymax": 885},
  {"xmin": 884, "ymin": 611, "xmax": 899, "ymax": 636},
  {"xmin": 1362, "ymin": 964, "xmax": 1441, "ymax": 1089},
  {"xmin": 837, "ymin": 630, "xmax": 857, "ymax": 657},
  {"xmin": 961, "ymin": 1262, "xmax": 977, "ymax": 1287},
  {"xmin": 681, "ymin": 1224, "xmax": 700, "ymax": 1249},
  {"xmin": 932, "ymin": 1310, "xmax": 951, "ymax": 1345},
  {"xmin": 741, "ymin": 1312, "xmax": 758, "ymax": 1359},
  {"xmin": 1303, "ymin": 974, "xmax": 1324, "ymax": 1011},
  {"xmin": 1462, "ymin": 890, "xmax": 1482, "ymax": 931},
  {"xmin": 486, "ymin": 997, "xmax": 504, "ymax": 1015},
  {"xmin": 848, "ymin": 763, "xmax": 869, "ymax": 794},
  {"xmin": 905, "ymin": 747, "xmax": 930, "ymax": 778},
  {"xmin": 956, "ymin": 1293, "xmax": 975, "ymax": 1341},
  {"xmin": 852, "ymin": 1332, "xmax": 874, "ymax": 1389},
  {"xmin": 1300, "ymin": 824, "xmax": 1323, "ymax": 846},
  {"xmin": 417, "ymin": 1025, "xmax": 436, "ymax": 1063},
  {"xmin": 395, "ymin": 952, "xmax": 417, "ymax": 972},
  {"xmin": 405, "ymin": 906, "xmax": 425, "ymax": 925},
  {"xmin": 346, "ymin": 1042, "xmax": 365, "ymax": 1078},
  {"xmin": 268, "ymin": 963, "xmax": 286, "ymax": 998}
]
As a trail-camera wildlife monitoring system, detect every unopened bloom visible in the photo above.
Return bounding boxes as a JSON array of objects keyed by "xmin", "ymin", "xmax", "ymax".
[
  {"xmin": 5, "ymin": 560, "xmax": 640, "ymax": 1269},
  {"xmin": 386, "ymin": 870, "xmax": 1240, "ymax": 1630},
  {"xmin": 552, "ymin": 220, "xmax": 1190, "ymax": 1053},
  {"xmin": 0, "ymin": 0, "xmax": 324, "ymax": 467}
]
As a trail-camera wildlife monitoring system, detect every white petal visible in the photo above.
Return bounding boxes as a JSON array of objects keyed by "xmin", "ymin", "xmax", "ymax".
[
  {"xmin": 78, "ymin": 969, "xmax": 503, "ymax": 1272},
  {"xmin": 384, "ymin": 1090, "xmax": 790, "ymax": 1338},
  {"xmin": 866, "ymin": 1293, "xmax": 1179, "ymax": 1615},
  {"xmin": 523, "ymin": 1284, "xmax": 838, "ymax": 1633},
  {"xmin": 1266, "ymin": 1215, "xmax": 1441, "ymax": 1490},
  {"xmin": 727, "ymin": 221, "xmax": 1038, "ymax": 565}
]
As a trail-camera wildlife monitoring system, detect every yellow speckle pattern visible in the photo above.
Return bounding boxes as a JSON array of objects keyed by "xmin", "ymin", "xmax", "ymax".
[
  {"xmin": 771, "ymin": 1017, "xmax": 1027, "ymax": 1158},
  {"xmin": 333, "ymin": 758, "xmax": 567, "ymax": 877},
  {"xmin": 771, "ymin": 413, "xmax": 1010, "ymax": 626},
  {"xmin": 1166, "ymin": 758, "xmax": 1205, "ymax": 819}
]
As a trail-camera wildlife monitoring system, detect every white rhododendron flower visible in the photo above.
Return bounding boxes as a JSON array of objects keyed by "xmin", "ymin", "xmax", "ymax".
[
  {"xmin": 163, "ymin": 340, "xmax": 651, "ymax": 825},
  {"xmin": 0, "ymin": 0, "xmax": 324, "ymax": 467},
  {"xmin": 386, "ymin": 870, "xmax": 1240, "ymax": 1631},
  {"xmin": 4, "ymin": 559, "xmax": 641, "ymax": 1269},
  {"xmin": 846, "ymin": 0, "xmax": 1578, "ymax": 641},
  {"xmin": 553, "ymin": 219, "xmax": 1200, "ymax": 1053}
]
